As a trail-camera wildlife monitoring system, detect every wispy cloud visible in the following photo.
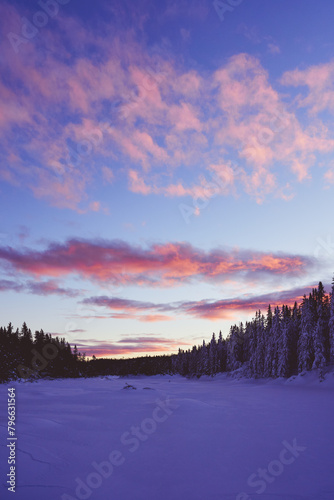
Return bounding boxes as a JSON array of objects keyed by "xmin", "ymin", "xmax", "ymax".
[
  {"xmin": 0, "ymin": 279, "xmax": 22, "ymax": 292},
  {"xmin": 72, "ymin": 336, "xmax": 190, "ymax": 357},
  {"xmin": 281, "ymin": 61, "xmax": 334, "ymax": 115},
  {"xmin": 177, "ymin": 286, "xmax": 316, "ymax": 320},
  {"xmin": 26, "ymin": 280, "xmax": 80, "ymax": 297},
  {"xmin": 81, "ymin": 284, "xmax": 320, "ymax": 322},
  {"xmin": 0, "ymin": 278, "xmax": 79, "ymax": 297},
  {"xmin": 237, "ymin": 24, "xmax": 281, "ymax": 55},
  {"xmin": 80, "ymin": 296, "xmax": 174, "ymax": 322},
  {"xmin": 1, "ymin": 3, "xmax": 334, "ymax": 210}
]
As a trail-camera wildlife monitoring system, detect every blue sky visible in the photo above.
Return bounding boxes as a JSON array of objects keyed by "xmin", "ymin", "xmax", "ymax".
[{"xmin": 1, "ymin": 0, "xmax": 334, "ymax": 357}]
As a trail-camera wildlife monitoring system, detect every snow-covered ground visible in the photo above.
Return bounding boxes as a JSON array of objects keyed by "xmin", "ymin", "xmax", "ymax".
[{"xmin": 1, "ymin": 372, "xmax": 334, "ymax": 500}]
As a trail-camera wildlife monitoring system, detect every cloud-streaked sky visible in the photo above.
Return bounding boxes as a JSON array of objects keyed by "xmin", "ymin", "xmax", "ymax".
[{"xmin": 1, "ymin": 0, "xmax": 334, "ymax": 357}]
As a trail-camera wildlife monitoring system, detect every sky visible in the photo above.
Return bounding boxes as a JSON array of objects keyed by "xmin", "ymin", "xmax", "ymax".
[{"xmin": 1, "ymin": 0, "xmax": 334, "ymax": 358}]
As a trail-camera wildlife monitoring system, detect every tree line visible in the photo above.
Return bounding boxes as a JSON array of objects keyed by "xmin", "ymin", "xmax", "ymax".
[
  {"xmin": 0, "ymin": 322, "xmax": 173, "ymax": 382},
  {"xmin": 1, "ymin": 278, "xmax": 334, "ymax": 382},
  {"xmin": 173, "ymin": 279, "xmax": 334, "ymax": 378},
  {"xmin": 0, "ymin": 323, "xmax": 86, "ymax": 382}
]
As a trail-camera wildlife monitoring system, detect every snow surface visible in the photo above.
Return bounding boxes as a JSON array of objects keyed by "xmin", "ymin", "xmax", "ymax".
[{"xmin": 1, "ymin": 372, "xmax": 334, "ymax": 500}]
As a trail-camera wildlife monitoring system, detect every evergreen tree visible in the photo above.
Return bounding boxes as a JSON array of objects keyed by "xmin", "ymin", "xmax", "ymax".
[
  {"xmin": 20, "ymin": 322, "xmax": 33, "ymax": 365},
  {"xmin": 2, "ymin": 276, "xmax": 334, "ymax": 383},
  {"xmin": 277, "ymin": 305, "xmax": 293, "ymax": 377},
  {"xmin": 199, "ymin": 340, "xmax": 209, "ymax": 375},
  {"xmin": 290, "ymin": 302, "xmax": 301, "ymax": 374},
  {"xmin": 254, "ymin": 311, "xmax": 266, "ymax": 377},
  {"xmin": 217, "ymin": 331, "xmax": 227, "ymax": 372},
  {"xmin": 312, "ymin": 282, "xmax": 330, "ymax": 370},
  {"xmin": 298, "ymin": 294, "xmax": 316, "ymax": 372},
  {"xmin": 329, "ymin": 277, "xmax": 334, "ymax": 364},
  {"xmin": 208, "ymin": 333, "xmax": 219, "ymax": 375},
  {"xmin": 264, "ymin": 306, "xmax": 276, "ymax": 377}
]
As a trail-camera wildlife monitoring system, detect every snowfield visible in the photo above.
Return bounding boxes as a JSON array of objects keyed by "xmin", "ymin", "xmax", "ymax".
[{"xmin": 1, "ymin": 372, "xmax": 334, "ymax": 500}]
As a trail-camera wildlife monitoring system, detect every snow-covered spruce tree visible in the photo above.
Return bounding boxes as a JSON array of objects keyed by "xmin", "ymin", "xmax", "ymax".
[
  {"xmin": 174, "ymin": 348, "xmax": 184, "ymax": 375},
  {"xmin": 298, "ymin": 294, "xmax": 316, "ymax": 372},
  {"xmin": 239, "ymin": 322, "xmax": 247, "ymax": 362},
  {"xmin": 0, "ymin": 326, "xmax": 11, "ymax": 382},
  {"xmin": 208, "ymin": 333, "xmax": 219, "ymax": 376},
  {"xmin": 290, "ymin": 301, "xmax": 301, "ymax": 374},
  {"xmin": 247, "ymin": 319, "xmax": 258, "ymax": 377},
  {"xmin": 217, "ymin": 330, "xmax": 227, "ymax": 372},
  {"xmin": 242, "ymin": 321, "xmax": 252, "ymax": 366},
  {"xmin": 196, "ymin": 345, "xmax": 201, "ymax": 375},
  {"xmin": 226, "ymin": 324, "xmax": 245, "ymax": 371},
  {"xmin": 5, "ymin": 323, "xmax": 21, "ymax": 380},
  {"xmin": 329, "ymin": 277, "xmax": 334, "ymax": 365},
  {"xmin": 255, "ymin": 311, "xmax": 266, "ymax": 377},
  {"xmin": 198, "ymin": 340, "xmax": 209, "ymax": 375},
  {"xmin": 277, "ymin": 305, "xmax": 294, "ymax": 378},
  {"xmin": 188, "ymin": 345, "xmax": 198, "ymax": 375},
  {"xmin": 19, "ymin": 322, "xmax": 33, "ymax": 366},
  {"xmin": 171, "ymin": 353, "xmax": 178, "ymax": 374},
  {"xmin": 247, "ymin": 311, "xmax": 265, "ymax": 377},
  {"xmin": 312, "ymin": 282, "xmax": 330, "ymax": 370},
  {"xmin": 271, "ymin": 306, "xmax": 282, "ymax": 377},
  {"xmin": 266, "ymin": 304, "xmax": 273, "ymax": 331},
  {"xmin": 214, "ymin": 338, "xmax": 221, "ymax": 373},
  {"xmin": 264, "ymin": 305, "xmax": 275, "ymax": 377},
  {"xmin": 226, "ymin": 326, "xmax": 233, "ymax": 371}
]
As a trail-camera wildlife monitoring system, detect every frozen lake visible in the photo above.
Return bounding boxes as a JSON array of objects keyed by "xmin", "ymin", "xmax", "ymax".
[{"xmin": 1, "ymin": 373, "xmax": 334, "ymax": 500}]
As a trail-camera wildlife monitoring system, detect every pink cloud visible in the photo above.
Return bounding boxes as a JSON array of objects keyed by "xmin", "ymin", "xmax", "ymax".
[
  {"xmin": 140, "ymin": 315, "xmax": 173, "ymax": 322},
  {"xmin": 281, "ymin": 62, "xmax": 334, "ymax": 115},
  {"xmin": 109, "ymin": 129, "xmax": 149, "ymax": 167},
  {"xmin": 73, "ymin": 335, "xmax": 189, "ymax": 357},
  {"xmin": 173, "ymin": 71, "xmax": 201, "ymax": 95},
  {"xmin": 127, "ymin": 167, "xmax": 235, "ymax": 199},
  {"xmin": 324, "ymin": 166, "xmax": 334, "ymax": 184},
  {"xmin": 178, "ymin": 286, "xmax": 312, "ymax": 320},
  {"xmin": 0, "ymin": 238, "xmax": 314, "ymax": 287},
  {"xmin": 0, "ymin": 278, "xmax": 79, "ymax": 297},
  {"xmin": 128, "ymin": 169, "xmax": 153, "ymax": 195},
  {"xmin": 80, "ymin": 284, "xmax": 319, "ymax": 323},
  {"xmin": 2, "ymin": 4, "xmax": 334, "ymax": 210},
  {"xmin": 0, "ymin": 279, "xmax": 22, "ymax": 292},
  {"xmin": 26, "ymin": 280, "xmax": 79, "ymax": 297},
  {"xmin": 168, "ymin": 102, "xmax": 202, "ymax": 132},
  {"xmin": 31, "ymin": 171, "xmax": 89, "ymax": 211},
  {"xmin": 101, "ymin": 166, "xmax": 114, "ymax": 184},
  {"xmin": 133, "ymin": 131, "xmax": 169, "ymax": 163}
]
